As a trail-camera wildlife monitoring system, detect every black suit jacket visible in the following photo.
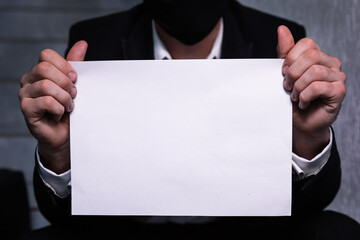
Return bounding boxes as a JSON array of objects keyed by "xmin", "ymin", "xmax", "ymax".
[{"xmin": 34, "ymin": 1, "xmax": 341, "ymax": 228}]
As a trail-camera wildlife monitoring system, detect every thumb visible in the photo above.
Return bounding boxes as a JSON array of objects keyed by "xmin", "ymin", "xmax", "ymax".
[
  {"xmin": 277, "ymin": 25, "xmax": 295, "ymax": 59},
  {"xmin": 66, "ymin": 40, "xmax": 88, "ymax": 61}
]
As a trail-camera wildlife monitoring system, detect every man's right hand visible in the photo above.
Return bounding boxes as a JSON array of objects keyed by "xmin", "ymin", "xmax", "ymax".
[{"xmin": 19, "ymin": 41, "xmax": 88, "ymax": 174}]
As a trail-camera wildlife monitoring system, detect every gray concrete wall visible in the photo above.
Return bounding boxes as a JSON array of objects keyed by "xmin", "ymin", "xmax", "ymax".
[{"xmin": 0, "ymin": 0, "xmax": 358, "ymax": 230}]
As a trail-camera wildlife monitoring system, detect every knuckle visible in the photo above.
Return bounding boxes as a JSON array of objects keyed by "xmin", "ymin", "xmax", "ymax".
[
  {"xmin": 43, "ymin": 96, "xmax": 55, "ymax": 107},
  {"xmin": 44, "ymin": 97, "xmax": 61, "ymax": 114},
  {"xmin": 54, "ymin": 88, "xmax": 68, "ymax": 105},
  {"xmin": 42, "ymin": 96, "xmax": 64, "ymax": 115},
  {"xmin": 57, "ymin": 77, "xmax": 71, "ymax": 91},
  {"xmin": 36, "ymin": 61, "xmax": 51, "ymax": 75},
  {"xmin": 333, "ymin": 71, "xmax": 347, "ymax": 84},
  {"xmin": 310, "ymin": 65, "xmax": 326, "ymax": 77},
  {"xmin": 38, "ymin": 79, "xmax": 51, "ymax": 93},
  {"xmin": 306, "ymin": 48, "xmax": 321, "ymax": 60},
  {"xmin": 59, "ymin": 60, "xmax": 69, "ymax": 73},
  {"xmin": 303, "ymin": 72, "xmax": 313, "ymax": 85},
  {"xmin": 287, "ymin": 67, "xmax": 298, "ymax": 80},
  {"xmin": 63, "ymin": 76, "xmax": 74, "ymax": 92},
  {"xmin": 56, "ymin": 102, "xmax": 65, "ymax": 115},
  {"xmin": 286, "ymin": 52, "xmax": 297, "ymax": 64},
  {"xmin": 20, "ymin": 98, "xmax": 30, "ymax": 113},
  {"xmin": 302, "ymin": 38, "xmax": 316, "ymax": 49},
  {"xmin": 53, "ymin": 104, "xmax": 64, "ymax": 115},
  {"xmin": 337, "ymin": 82, "xmax": 346, "ymax": 97},
  {"xmin": 334, "ymin": 57, "xmax": 342, "ymax": 70},
  {"xmin": 20, "ymin": 73, "xmax": 27, "ymax": 87},
  {"xmin": 18, "ymin": 87, "xmax": 25, "ymax": 100},
  {"xmin": 307, "ymin": 82, "xmax": 322, "ymax": 97},
  {"xmin": 340, "ymin": 72, "xmax": 347, "ymax": 83},
  {"xmin": 313, "ymin": 82, "xmax": 322, "ymax": 92},
  {"xmin": 39, "ymin": 49, "xmax": 54, "ymax": 62}
]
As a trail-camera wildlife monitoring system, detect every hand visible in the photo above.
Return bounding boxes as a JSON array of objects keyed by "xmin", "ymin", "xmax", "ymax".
[
  {"xmin": 277, "ymin": 26, "xmax": 346, "ymax": 159},
  {"xmin": 19, "ymin": 41, "xmax": 88, "ymax": 173}
]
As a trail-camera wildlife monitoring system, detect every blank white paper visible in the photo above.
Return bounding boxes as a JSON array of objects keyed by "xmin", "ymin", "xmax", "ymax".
[{"xmin": 70, "ymin": 59, "xmax": 292, "ymax": 216}]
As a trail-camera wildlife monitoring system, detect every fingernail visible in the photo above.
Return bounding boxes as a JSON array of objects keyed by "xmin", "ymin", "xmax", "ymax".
[
  {"xmin": 69, "ymin": 100, "xmax": 74, "ymax": 112},
  {"xmin": 299, "ymin": 101, "xmax": 305, "ymax": 109},
  {"xmin": 70, "ymin": 87, "xmax": 77, "ymax": 98},
  {"xmin": 68, "ymin": 72, "xmax": 77, "ymax": 82},
  {"xmin": 291, "ymin": 91, "xmax": 297, "ymax": 102},
  {"xmin": 284, "ymin": 78, "xmax": 292, "ymax": 91},
  {"xmin": 282, "ymin": 65, "xmax": 289, "ymax": 76}
]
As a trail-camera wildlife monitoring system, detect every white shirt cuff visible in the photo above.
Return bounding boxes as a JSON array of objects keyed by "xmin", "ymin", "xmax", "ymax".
[
  {"xmin": 292, "ymin": 128, "xmax": 333, "ymax": 180},
  {"xmin": 36, "ymin": 146, "xmax": 71, "ymax": 198}
]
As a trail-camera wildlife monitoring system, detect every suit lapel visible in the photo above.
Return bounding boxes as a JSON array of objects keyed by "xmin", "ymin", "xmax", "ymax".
[
  {"xmin": 121, "ymin": 14, "xmax": 154, "ymax": 60},
  {"xmin": 221, "ymin": 7, "xmax": 253, "ymax": 59}
]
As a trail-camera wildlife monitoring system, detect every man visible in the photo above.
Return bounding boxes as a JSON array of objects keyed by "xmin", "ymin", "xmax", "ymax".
[{"xmin": 19, "ymin": 0, "xmax": 359, "ymax": 239}]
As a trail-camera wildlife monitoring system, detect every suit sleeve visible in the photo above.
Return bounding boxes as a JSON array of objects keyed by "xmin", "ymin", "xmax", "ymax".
[
  {"xmin": 33, "ymin": 155, "xmax": 72, "ymax": 226},
  {"xmin": 292, "ymin": 128, "xmax": 341, "ymax": 214}
]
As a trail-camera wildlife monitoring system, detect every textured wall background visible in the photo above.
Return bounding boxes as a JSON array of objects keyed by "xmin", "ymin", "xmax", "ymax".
[{"xmin": 0, "ymin": 0, "xmax": 358, "ymax": 230}]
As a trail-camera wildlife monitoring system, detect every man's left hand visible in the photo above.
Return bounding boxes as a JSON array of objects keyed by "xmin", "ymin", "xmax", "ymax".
[{"xmin": 277, "ymin": 26, "xmax": 346, "ymax": 159}]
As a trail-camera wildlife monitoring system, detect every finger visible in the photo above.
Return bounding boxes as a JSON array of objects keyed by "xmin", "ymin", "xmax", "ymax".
[
  {"xmin": 277, "ymin": 25, "xmax": 295, "ymax": 59},
  {"xmin": 298, "ymin": 81, "xmax": 346, "ymax": 110},
  {"xmin": 22, "ymin": 62, "xmax": 76, "ymax": 97},
  {"xmin": 283, "ymin": 38, "xmax": 321, "ymax": 68},
  {"xmin": 20, "ymin": 96, "xmax": 65, "ymax": 122},
  {"xmin": 286, "ymin": 48, "xmax": 343, "ymax": 88},
  {"xmin": 38, "ymin": 49, "xmax": 78, "ymax": 83},
  {"xmin": 20, "ymin": 73, "xmax": 29, "ymax": 88},
  {"xmin": 290, "ymin": 65, "xmax": 346, "ymax": 102},
  {"xmin": 277, "ymin": 26, "xmax": 295, "ymax": 77},
  {"xmin": 283, "ymin": 38, "xmax": 323, "ymax": 92},
  {"xmin": 19, "ymin": 80, "xmax": 74, "ymax": 112},
  {"xmin": 66, "ymin": 40, "xmax": 88, "ymax": 61}
]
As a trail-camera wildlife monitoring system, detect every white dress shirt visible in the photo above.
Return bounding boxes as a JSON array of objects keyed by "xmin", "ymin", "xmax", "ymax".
[{"xmin": 37, "ymin": 19, "xmax": 333, "ymax": 199}]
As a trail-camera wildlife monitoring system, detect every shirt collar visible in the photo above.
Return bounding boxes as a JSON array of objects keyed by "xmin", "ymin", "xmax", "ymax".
[{"xmin": 152, "ymin": 19, "xmax": 223, "ymax": 60}]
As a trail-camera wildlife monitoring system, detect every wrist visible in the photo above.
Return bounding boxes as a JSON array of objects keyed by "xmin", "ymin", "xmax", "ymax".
[
  {"xmin": 293, "ymin": 127, "xmax": 330, "ymax": 160},
  {"xmin": 38, "ymin": 141, "xmax": 70, "ymax": 174}
]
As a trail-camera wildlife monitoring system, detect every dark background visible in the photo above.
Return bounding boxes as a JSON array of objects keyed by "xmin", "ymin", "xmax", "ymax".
[{"xmin": 0, "ymin": 0, "xmax": 359, "ymax": 230}]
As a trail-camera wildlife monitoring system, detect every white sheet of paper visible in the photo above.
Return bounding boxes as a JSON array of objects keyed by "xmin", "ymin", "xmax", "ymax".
[{"xmin": 70, "ymin": 59, "xmax": 292, "ymax": 216}]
